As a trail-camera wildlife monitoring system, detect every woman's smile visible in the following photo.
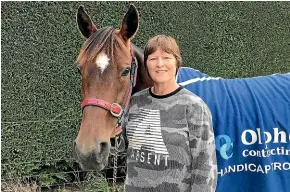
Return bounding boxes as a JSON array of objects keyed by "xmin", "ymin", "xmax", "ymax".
[{"xmin": 156, "ymin": 70, "xmax": 167, "ymax": 73}]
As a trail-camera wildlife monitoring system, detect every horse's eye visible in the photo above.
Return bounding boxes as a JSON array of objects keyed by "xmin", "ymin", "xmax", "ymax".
[
  {"xmin": 121, "ymin": 67, "xmax": 131, "ymax": 76},
  {"xmin": 77, "ymin": 65, "xmax": 81, "ymax": 74}
]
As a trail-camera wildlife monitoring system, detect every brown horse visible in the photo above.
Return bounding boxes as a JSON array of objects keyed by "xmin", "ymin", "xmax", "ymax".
[{"xmin": 74, "ymin": 5, "xmax": 151, "ymax": 171}]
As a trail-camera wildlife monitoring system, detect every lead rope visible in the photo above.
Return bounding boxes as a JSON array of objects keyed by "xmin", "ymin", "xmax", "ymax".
[
  {"xmin": 112, "ymin": 135, "xmax": 119, "ymax": 192},
  {"xmin": 111, "ymin": 86, "xmax": 131, "ymax": 192}
]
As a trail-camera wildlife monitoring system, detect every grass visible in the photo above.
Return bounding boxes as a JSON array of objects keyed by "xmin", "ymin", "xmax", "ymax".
[
  {"xmin": 1, "ymin": 172, "xmax": 111, "ymax": 192},
  {"xmin": 1, "ymin": 180, "xmax": 40, "ymax": 192}
]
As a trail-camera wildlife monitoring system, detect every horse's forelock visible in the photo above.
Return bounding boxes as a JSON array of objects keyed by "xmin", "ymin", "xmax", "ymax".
[{"xmin": 78, "ymin": 27, "xmax": 115, "ymax": 69}]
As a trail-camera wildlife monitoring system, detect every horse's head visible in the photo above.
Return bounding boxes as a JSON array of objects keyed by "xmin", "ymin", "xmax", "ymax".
[{"xmin": 74, "ymin": 5, "xmax": 139, "ymax": 171}]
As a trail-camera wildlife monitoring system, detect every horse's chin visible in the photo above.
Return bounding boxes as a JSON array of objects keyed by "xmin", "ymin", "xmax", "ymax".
[{"xmin": 78, "ymin": 161, "xmax": 107, "ymax": 172}]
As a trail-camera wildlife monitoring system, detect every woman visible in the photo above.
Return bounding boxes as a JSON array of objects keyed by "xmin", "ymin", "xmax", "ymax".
[{"xmin": 113, "ymin": 35, "xmax": 217, "ymax": 192}]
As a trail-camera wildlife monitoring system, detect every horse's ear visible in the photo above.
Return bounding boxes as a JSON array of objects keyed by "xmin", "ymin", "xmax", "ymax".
[
  {"xmin": 76, "ymin": 5, "xmax": 97, "ymax": 38},
  {"xmin": 120, "ymin": 4, "xmax": 139, "ymax": 41}
]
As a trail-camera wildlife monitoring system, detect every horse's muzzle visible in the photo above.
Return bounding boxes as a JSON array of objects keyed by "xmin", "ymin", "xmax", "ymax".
[{"xmin": 74, "ymin": 142, "xmax": 109, "ymax": 171}]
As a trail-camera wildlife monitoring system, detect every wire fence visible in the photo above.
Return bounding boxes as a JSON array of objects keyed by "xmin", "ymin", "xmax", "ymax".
[{"xmin": 1, "ymin": 118, "xmax": 127, "ymax": 192}]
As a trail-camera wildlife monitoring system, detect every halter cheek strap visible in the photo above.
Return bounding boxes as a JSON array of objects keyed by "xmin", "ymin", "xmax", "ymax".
[{"xmin": 81, "ymin": 44, "xmax": 138, "ymax": 124}]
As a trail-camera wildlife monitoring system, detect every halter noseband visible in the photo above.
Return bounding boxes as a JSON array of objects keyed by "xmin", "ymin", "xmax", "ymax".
[{"xmin": 81, "ymin": 44, "xmax": 138, "ymax": 124}]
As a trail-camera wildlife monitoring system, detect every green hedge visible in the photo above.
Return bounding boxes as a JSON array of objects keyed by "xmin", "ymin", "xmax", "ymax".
[{"xmin": 2, "ymin": 1, "xmax": 290, "ymax": 187}]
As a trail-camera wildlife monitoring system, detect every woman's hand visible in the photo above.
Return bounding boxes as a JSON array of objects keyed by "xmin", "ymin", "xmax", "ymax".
[{"xmin": 111, "ymin": 126, "xmax": 123, "ymax": 138}]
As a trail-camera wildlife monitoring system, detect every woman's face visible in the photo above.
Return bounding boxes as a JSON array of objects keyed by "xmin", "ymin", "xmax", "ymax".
[{"xmin": 146, "ymin": 47, "xmax": 177, "ymax": 84}]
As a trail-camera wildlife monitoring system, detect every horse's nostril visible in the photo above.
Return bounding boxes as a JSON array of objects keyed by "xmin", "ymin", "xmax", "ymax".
[{"xmin": 100, "ymin": 142, "xmax": 109, "ymax": 154}]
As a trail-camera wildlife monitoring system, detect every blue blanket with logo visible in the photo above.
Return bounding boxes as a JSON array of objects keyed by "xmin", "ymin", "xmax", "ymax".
[{"xmin": 176, "ymin": 67, "xmax": 290, "ymax": 192}]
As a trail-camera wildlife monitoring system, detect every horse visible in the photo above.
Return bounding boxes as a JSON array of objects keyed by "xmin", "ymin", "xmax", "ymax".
[
  {"xmin": 74, "ymin": 4, "xmax": 290, "ymax": 192},
  {"xmin": 74, "ymin": 4, "xmax": 151, "ymax": 171}
]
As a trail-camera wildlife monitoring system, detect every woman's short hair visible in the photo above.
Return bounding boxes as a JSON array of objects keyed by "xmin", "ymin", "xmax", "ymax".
[{"xmin": 144, "ymin": 35, "xmax": 182, "ymax": 71}]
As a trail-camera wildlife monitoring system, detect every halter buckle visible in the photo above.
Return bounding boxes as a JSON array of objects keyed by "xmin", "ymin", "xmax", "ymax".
[{"xmin": 110, "ymin": 103, "xmax": 123, "ymax": 117}]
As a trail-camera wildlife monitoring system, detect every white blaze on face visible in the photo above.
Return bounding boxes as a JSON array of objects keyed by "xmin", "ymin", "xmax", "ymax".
[{"xmin": 95, "ymin": 52, "xmax": 110, "ymax": 73}]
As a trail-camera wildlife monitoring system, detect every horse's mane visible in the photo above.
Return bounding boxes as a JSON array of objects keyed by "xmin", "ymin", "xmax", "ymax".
[{"xmin": 78, "ymin": 27, "xmax": 115, "ymax": 66}]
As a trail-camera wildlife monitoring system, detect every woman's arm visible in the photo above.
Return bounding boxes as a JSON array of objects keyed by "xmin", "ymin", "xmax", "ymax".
[{"xmin": 186, "ymin": 100, "xmax": 217, "ymax": 192}]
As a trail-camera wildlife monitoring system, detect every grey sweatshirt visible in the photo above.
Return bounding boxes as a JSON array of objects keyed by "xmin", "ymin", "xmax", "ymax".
[{"xmin": 121, "ymin": 86, "xmax": 217, "ymax": 192}]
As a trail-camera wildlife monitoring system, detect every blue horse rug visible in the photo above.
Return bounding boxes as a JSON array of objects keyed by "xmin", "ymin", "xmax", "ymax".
[{"xmin": 176, "ymin": 67, "xmax": 290, "ymax": 192}]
